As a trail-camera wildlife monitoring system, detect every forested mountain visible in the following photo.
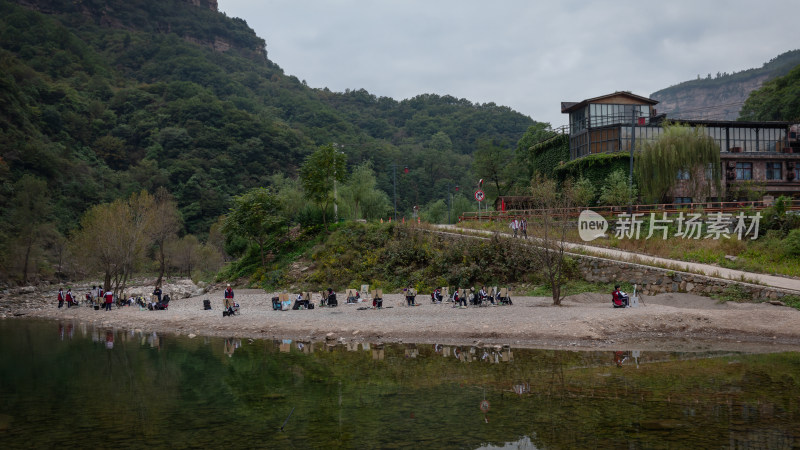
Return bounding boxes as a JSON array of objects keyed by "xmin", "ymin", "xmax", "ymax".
[
  {"xmin": 0, "ymin": 0, "xmax": 535, "ymax": 238},
  {"xmin": 739, "ymin": 63, "xmax": 800, "ymax": 122},
  {"xmin": 650, "ymin": 49, "xmax": 800, "ymax": 120}
]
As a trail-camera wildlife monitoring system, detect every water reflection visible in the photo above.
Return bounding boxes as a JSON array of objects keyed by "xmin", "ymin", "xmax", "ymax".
[{"xmin": 0, "ymin": 319, "xmax": 798, "ymax": 449}]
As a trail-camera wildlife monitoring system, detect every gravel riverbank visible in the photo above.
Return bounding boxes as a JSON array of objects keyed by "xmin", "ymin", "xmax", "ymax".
[{"xmin": 7, "ymin": 287, "xmax": 800, "ymax": 353}]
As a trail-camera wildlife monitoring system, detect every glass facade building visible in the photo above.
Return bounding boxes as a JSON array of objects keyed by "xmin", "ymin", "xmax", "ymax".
[
  {"xmin": 564, "ymin": 92, "xmax": 794, "ymax": 160},
  {"xmin": 561, "ymin": 92, "xmax": 800, "ymax": 200}
]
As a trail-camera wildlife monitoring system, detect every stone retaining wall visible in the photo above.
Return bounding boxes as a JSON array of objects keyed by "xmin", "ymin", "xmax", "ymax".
[{"xmin": 576, "ymin": 255, "xmax": 797, "ymax": 301}]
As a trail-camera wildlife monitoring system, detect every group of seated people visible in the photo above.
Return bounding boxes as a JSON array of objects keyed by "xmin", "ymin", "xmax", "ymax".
[
  {"xmin": 272, "ymin": 289, "xmax": 337, "ymax": 311},
  {"xmin": 148, "ymin": 294, "xmax": 169, "ymax": 310},
  {"xmin": 430, "ymin": 286, "xmax": 512, "ymax": 307}
]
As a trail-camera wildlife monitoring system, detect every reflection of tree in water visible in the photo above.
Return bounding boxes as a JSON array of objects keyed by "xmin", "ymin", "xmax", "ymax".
[{"xmin": 4, "ymin": 322, "xmax": 800, "ymax": 448}]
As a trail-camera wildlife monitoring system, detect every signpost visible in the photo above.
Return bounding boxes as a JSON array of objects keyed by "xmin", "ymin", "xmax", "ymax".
[{"xmin": 474, "ymin": 190, "xmax": 485, "ymax": 220}]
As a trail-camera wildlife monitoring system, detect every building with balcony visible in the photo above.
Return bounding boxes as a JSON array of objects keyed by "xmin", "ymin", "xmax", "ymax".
[{"xmin": 561, "ymin": 91, "xmax": 800, "ymax": 200}]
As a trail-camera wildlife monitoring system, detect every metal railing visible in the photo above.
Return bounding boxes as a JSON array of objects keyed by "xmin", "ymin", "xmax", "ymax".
[{"xmin": 460, "ymin": 200, "xmax": 799, "ymax": 222}]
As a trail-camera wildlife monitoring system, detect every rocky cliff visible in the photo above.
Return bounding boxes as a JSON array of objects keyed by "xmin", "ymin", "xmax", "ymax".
[
  {"xmin": 651, "ymin": 49, "xmax": 800, "ymax": 121},
  {"xmin": 651, "ymin": 73, "xmax": 771, "ymax": 121}
]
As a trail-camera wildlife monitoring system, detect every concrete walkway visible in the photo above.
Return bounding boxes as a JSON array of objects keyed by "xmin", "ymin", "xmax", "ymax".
[{"xmin": 433, "ymin": 224, "xmax": 800, "ymax": 293}]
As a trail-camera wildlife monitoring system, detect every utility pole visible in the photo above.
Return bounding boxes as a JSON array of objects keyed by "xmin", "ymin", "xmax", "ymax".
[
  {"xmin": 390, "ymin": 163, "xmax": 408, "ymax": 221},
  {"xmin": 628, "ymin": 110, "xmax": 637, "ymax": 215}
]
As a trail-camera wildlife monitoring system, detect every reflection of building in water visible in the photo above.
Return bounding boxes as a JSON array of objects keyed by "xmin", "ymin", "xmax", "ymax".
[
  {"xmin": 372, "ymin": 344, "xmax": 384, "ymax": 361},
  {"xmin": 404, "ymin": 344, "xmax": 418, "ymax": 359}
]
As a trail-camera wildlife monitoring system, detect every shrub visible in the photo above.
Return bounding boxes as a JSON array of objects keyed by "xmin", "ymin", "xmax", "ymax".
[{"xmin": 783, "ymin": 229, "xmax": 800, "ymax": 257}]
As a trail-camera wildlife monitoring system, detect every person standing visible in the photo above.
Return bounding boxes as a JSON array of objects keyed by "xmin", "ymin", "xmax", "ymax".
[
  {"xmin": 510, "ymin": 219, "xmax": 519, "ymax": 238},
  {"xmin": 224, "ymin": 284, "xmax": 235, "ymax": 315},
  {"xmin": 103, "ymin": 289, "xmax": 114, "ymax": 311},
  {"xmin": 65, "ymin": 288, "xmax": 74, "ymax": 308},
  {"xmin": 520, "ymin": 218, "xmax": 527, "ymax": 239},
  {"xmin": 57, "ymin": 288, "xmax": 65, "ymax": 308},
  {"xmin": 405, "ymin": 285, "xmax": 416, "ymax": 306},
  {"xmin": 152, "ymin": 285, "xmax": 162, "ymax": 305}
]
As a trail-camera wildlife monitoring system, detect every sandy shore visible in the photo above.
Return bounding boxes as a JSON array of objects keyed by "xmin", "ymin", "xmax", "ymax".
[{"xmin": 8, "ymin": 288, "xmax": 800, "ymax": 353}]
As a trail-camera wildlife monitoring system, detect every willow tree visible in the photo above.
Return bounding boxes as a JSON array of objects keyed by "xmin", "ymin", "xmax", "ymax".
[{"xmin": 634, "ymin": 123, "xmax": 721, "ymax": 203}]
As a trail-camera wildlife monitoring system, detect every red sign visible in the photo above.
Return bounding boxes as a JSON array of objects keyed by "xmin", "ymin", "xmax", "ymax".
[{"xmin": 474, "ymin": 190, "xmax": 485, "ymax": 202}]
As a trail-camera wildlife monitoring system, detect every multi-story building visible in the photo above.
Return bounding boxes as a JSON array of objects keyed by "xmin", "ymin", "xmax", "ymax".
[{"xmin": 561, "ymin": 91, "xmax": 800, "ymax": 201}]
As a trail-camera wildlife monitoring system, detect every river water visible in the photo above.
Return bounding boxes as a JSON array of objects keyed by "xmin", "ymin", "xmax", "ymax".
[{"xmin": 0, "ymin": 319, "xmax": 798, "ymax": 448}]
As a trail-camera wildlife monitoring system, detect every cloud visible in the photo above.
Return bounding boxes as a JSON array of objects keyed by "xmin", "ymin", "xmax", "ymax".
[{"xmin": 221, "ymin": 0, "xmax": 799, "ymax": 126}]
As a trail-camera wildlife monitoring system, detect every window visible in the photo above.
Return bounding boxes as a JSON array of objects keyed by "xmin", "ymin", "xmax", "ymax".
[
  {"xmin": 705, "ymin": 163, "xmax": 715, "ymax": 180},
  {"xmin": 570, "ymin": 107, "xmax": 586, "ymax": 134},
  {"xmin": 766, "ymin": 162, "xmax": 782, "ymax": 180},
  {"xmin": 676, "ymin": 169, "xmax": 690, "ymax": 180},
  {"xmin": 673, "ymin": 197, "xmax": 693, "ymax": 204},
  {"xmin": 735, "ymin": 162, "xmax": 752, "ymax": 180}
]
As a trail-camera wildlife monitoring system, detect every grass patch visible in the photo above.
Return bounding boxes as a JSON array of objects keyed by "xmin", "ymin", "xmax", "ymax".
[
  {"xmin": 781, "ymin": 295, "xmax": 800, "ymax": 310},
  {"xmin": 713, "ymin": 284, "xmax": 752, "ymax": 303}
]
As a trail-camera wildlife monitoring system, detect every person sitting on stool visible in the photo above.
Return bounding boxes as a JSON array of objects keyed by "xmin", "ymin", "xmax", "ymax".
[
  {"xmin": 612, "ymin": 285, "xmax": 629, "ymax": 308},
  {"xmin": 326, "ymin": 288, "xmax": 338, "ymax": 307}
]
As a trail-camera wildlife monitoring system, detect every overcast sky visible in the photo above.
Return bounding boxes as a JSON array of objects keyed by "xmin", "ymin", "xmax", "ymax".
[{"xmin": 219, "ymin": 0, "xmax": 798, "ymax": 127}]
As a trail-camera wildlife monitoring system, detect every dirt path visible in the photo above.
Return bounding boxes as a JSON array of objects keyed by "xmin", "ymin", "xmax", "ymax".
[{"xmin": 8, "ymin": 289, "xmax": 800, "ymax": 353}]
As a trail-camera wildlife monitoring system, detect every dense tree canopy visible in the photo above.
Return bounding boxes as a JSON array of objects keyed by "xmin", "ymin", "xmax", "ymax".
[
  {"xmin": 0, "ymin": 0, "xmax": 535, "ymax": 283},
  {"xmin": 634, "ymin": 123, "xmax": 721, "ymax": 203},
  {"xmin": 739, "ymin": 64, "xmax": 800, "ymax": 121}
]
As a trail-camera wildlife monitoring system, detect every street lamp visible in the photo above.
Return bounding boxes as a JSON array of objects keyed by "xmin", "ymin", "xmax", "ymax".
[
  {"xmin": 390, "ymin": 163, "xmax": 408, "ymax": 221},
  {"xmin": 447, "ymin": 183, "xmax": 459, "ymax": 224},
  {"xmin": 333, "ymin": 144, "xmax": 345, "ymax": 223}
]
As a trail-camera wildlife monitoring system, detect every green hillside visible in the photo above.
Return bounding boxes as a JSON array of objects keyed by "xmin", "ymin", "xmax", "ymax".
[
  {"xmin": 0, "ymin": 0, "xmax": 538, "ymax": 283},
  {"xmin": 739, "ymin": 63, "xmax": 800, "ymax": 121}
]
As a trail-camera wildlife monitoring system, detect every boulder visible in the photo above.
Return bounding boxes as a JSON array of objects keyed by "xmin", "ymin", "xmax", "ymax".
[{"xmin": 162, "ymin": 279, "xmax": 201, "ymax": 299}]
